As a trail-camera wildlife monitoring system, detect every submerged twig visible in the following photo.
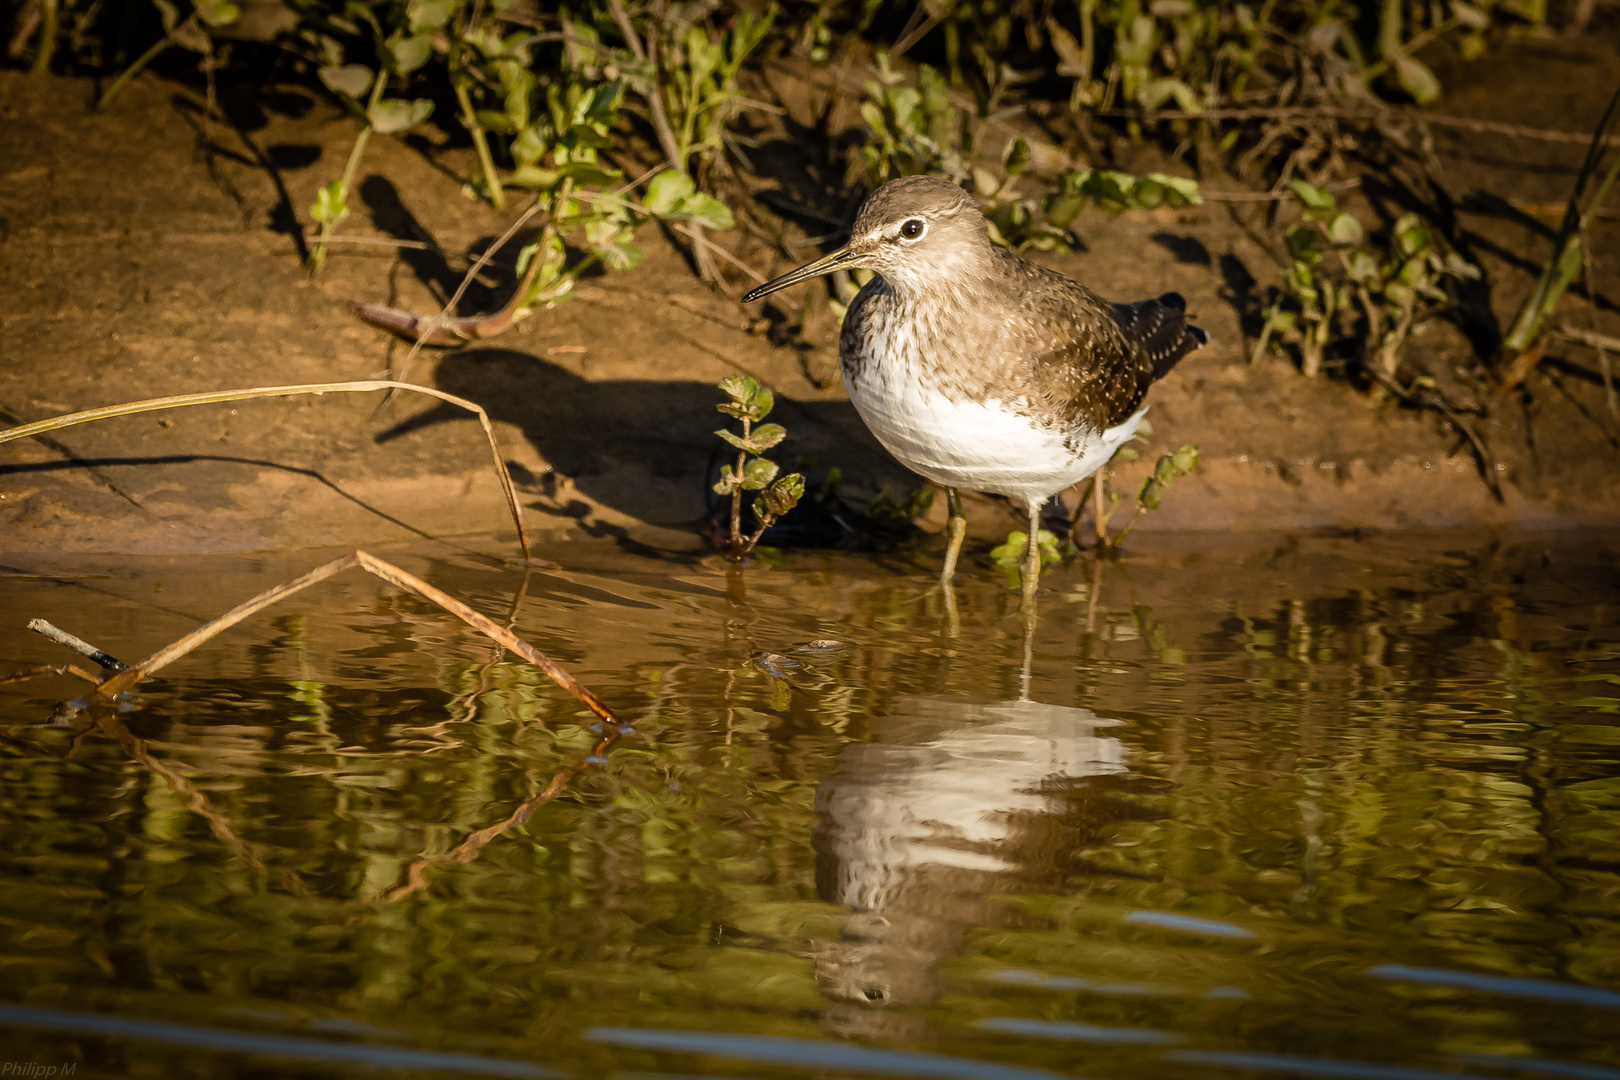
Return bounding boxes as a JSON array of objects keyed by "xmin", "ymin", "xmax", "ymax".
[
  {"xmin": 0, "ymin": 662, "xmax": 101, "ymax": 686},
  {"xmin": 0, "ymin": 381, "xmax": 532, "ymax": 561}
]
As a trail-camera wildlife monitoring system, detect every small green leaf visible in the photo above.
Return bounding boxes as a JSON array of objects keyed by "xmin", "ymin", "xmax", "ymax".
[
  {"xmin": 1150, "ymin": 173, "xmax": 1203, "ymax": 207},
  {"xmin": 1285, "ymin": 226, "xmax": 1322, "ymax": 263},
  {"xmin": 506, "ymin": 165, "xmax": 558, "ymax": 190},
  {"xmin": 1328, "ymin": 211, "xmax": 1363, "ymax": 246},
  {"xmin": 408, "ymin": 0, "xmax": 458, "ymax": 31},
  {"xmin": 759, "ymin": 473, "xmax": 804, "ymax": 517},
  {"xmin": 1002, "ymin": 137, "xmax": 1031, "ymax": 177},
  {"xmin": 990, "ymin": 531, "xmax": 1029, "ymax": 569},
  {"xmin": 1132, "ymin": 176, "xmax": 1167, "ymax": 209},
  {"xmin": 681, "ymin": 192, "xmax": 735, "ymax": 231},
  {"xmin": 749, "ymin": 385, "xmax": 774, "ymax": 421},
  {"xmin": 1289, "ymin": 179, "xmax": 1336, "ymax": 212},
  {"xmin": 309, "ymin": 178, "xmax": 348, "ymax": 225},
  {"xmin": 152, "ymin": 0, "xmax": 180, "ymax": 32},
  {"xmin": 741, "ymin": 457, "xmax": 780, "ymax": 490},
  {"xmin": 476, "ymin": 108, "xmax": 518, "ymax": 134},
  {"xmin": 389, "ymin": 33, "xmax": 433, "ymax": 75},
  {"xmin": 510, "ymin": 126, "xmax": 548, "ymax": 168},
  {"xmin": 598, "ymin": 241, "xmax": 644, "ymax": 271},
  {"xmin": 716, "ymin": 423, "xmax": 786, "ymax": 455},
  {"xmin": 1389, "ymin": 51, "xmax": 1441, "ymax": 106},
  {"xmin": 369, "ymin": 97, "xmax": 434, "ymax": 134},
  {"xmin": 645, "ymin": 170, "xmax": 696, "ymax": 216},
  {"xmin": 319, "ymin": 64, "xmax": 374, "ymax": 100},
  {"xmin": 749, "ymin": 422, "xmax": 787, "ymax": 451},
  {"xmin": 718, "ymin": 374, "xmax": 758, "ymax": 404},
  {"xmin": 195, "ymin": 0, "xmax": 240, "ymax": 28},
  {"xmin": 555, "ymin": 161, "xmax": 620, "ymax": 188}
]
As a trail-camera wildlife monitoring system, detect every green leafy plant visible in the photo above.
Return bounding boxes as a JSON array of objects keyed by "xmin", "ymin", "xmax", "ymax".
[
  {"xmin": 1499, "ymin": 80, "xmax": 1620, "ymax": 385},
  {"xmin": 712, "ymin": 375, "xmax": 804, "ymax": 558},
  {"xmin": 1255, "ymin": 181, "xmax": 1476, "ymax": 380},
  {"xmin": 303, "ymin": 2, "xmax": 443, "ymax": 271},
  {"xmin": 1351, "ymin": 211, "xmax": 1481, "ymax": 386},
  {"xmin": 649, "ymin": 4, "xmax": 775, "ymax": 177},
  {"xmin": 1112, "ymin": 444, "xmax": 1198, "ymax": 547},
  {"xmin": 858, "ymin": 52, "xmax": 967, "ymax": 186},
  {"xmin": 1253, "ymin": 181, "xmax": 1365, "ymax": 377}
]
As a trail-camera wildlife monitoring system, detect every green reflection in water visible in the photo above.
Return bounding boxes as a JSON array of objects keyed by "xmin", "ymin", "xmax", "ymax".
[{"xmin": 0, "ymin": 533, "xmax": 1616, "ymax": 1079}]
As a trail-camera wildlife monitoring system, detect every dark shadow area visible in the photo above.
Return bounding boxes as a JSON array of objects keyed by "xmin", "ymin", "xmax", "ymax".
[
  {"xmin": 374, "ymin": 348, "xmax": 912, "ymax": 531},
  {"xmin": 357, "ymin": 175, "xmax": 499, "ymax": 310},
  {"xmin": 1217, "ymin": 250, "xmax": 1263, "ymax": 340},
  {"xmin": 1150, "ymin": 232, "xmax": 1211, "ymax": 267},
  {"xmin": 168, "ymin": 86, "xmax": 319, "ymax": 264}
]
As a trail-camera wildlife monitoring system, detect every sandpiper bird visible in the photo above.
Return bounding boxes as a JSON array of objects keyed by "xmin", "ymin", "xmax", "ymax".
[{"xmin": 743, "ymin": 174, "xmax": 1208, "ymax": 602}]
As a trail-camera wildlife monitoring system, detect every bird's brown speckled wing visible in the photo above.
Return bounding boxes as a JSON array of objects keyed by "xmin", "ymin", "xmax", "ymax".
[
  {"xmin": 1111, "ymin": 293, "xmax": 1208, "ymax": 381},
  {"xmin": 1030, "ymin": 282, "xmax": 1206, "ymax": 432}
]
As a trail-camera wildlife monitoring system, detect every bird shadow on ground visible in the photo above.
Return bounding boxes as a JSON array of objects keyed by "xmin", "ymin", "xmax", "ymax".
[{"xmin": 374, "ymin": 348, "xmax": 912, "ymax": 534}]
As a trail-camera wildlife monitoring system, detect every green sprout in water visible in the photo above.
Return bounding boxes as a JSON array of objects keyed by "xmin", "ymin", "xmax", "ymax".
[
  {"xmin": 1078, "ymin": 436, "xmax": 1199, "ymax": 552},
  {"xmin": 713, "ymin": 375, "xmax": 804, "ymax": 559},
  {"xmin": 991, "ymin": 528, "xmax": 1065, "ymax": 588},
  {"xmin": 1113, "ymin": 444, "xmax": 1199, "ymax": 548}
]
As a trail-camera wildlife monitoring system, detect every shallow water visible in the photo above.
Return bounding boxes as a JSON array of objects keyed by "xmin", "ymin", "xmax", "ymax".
[{"xmin": 2, "ymin": 532, "xmax": 1618, "ymax": 1080}]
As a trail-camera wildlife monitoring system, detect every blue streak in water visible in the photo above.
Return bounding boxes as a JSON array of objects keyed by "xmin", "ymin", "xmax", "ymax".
[
  {"xmin": 587, "ymin": 1028, "xmax": 1069, "ymax": 1080},
  {"xmin": 1454, "ymin": 1054, "xmax": 1620, "ymax": 1080},
  {"xmin": 977, "ymin": 1017, "xmax": 1179, "ymax": 1044},
  {"xmin": 0, "ymin": 1004, "xmax": 560, "ymax": 1078},
  {"xmin": 983, "ymin": 969, "xmax": 1171, "ymax": 995},
  {"xmin": 1123, "ymin": 910, "xmax": 1257, "ymax": 940},
  {"xmin": 1168, "ymin": 1050, "xmax": 1479, "ymax": 1080},
  {"xmin": 1366, "ymin": 965, "xmax": 1620, "ymax": 1010}
]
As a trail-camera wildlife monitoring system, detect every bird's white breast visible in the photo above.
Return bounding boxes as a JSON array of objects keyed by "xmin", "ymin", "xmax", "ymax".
[{"xmin": 845, "ymin": 322, "xmax": 1142, "ymax": 507}]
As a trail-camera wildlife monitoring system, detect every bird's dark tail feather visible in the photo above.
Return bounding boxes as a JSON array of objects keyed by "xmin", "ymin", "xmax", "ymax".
[{"xmin": 1113, "ymin": 292, "xmax": 1209, "ymax": 382}]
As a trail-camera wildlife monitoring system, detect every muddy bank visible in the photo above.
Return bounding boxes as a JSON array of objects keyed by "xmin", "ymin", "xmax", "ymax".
[{"xmin": 2, "ymin": 40, "xmax": 1618, "ymax": 557}]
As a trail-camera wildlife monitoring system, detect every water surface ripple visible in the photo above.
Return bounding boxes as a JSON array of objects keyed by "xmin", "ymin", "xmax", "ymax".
[{"xmin": 1, "ymin": 532, "xmax": 1616, "ymax": 1079}]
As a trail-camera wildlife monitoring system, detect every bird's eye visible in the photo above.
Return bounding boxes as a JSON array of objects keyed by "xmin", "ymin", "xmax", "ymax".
[{"xmin": 899, "ymin": 218, "xmax": 925, "ymax": 240}]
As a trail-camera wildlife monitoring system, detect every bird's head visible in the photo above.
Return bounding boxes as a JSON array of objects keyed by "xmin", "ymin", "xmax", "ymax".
[{"xmin": 743, "ymin": 175, "xmax": 992, "ymax": 303}]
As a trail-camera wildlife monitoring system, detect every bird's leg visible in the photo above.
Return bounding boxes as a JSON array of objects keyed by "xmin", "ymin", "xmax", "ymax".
[
  {"xmin": 940, "ymin": 486, "xmax": 967, "ymax": 583},
  {"xmin": 1020, "ymin": 499, "xmax": 1042, "ymax": 608},
  {"xmin": 1092, "ymin": 471, "xmax": 1109, "ymax": 548}
]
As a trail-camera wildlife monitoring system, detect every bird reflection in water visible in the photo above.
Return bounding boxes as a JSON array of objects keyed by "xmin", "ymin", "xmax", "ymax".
[{"xmin": 811, "ymin": 662, "xmax": 1132, "ymax": 1026}]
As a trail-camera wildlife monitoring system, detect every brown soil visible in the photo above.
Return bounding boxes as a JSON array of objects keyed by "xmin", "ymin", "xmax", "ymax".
[{"xmin": 2, "ymin": 34, "xmax": 1619, "ymax": 557}]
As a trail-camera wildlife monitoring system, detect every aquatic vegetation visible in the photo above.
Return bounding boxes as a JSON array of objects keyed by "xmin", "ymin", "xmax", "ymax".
[{"xmin": 711, "ymin": 374, "xmax": 804, "ymax": 558}]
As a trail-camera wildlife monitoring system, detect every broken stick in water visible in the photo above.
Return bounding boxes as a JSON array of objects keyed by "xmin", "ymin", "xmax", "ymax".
[{"xmin": 21, "ymin": 551, "xmax": 620, "ymax": 726}]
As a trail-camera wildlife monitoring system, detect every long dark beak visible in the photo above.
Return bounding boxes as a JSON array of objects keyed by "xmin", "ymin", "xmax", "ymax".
[{"xmin": 742, "ymin": 246, "xmax": 860, "ymax": 303}]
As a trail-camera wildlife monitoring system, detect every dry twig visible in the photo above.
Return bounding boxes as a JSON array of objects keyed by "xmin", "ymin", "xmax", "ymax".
[{"xmin": 0, "ymin": 381, "xmax": 533, "ymax": 561}]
